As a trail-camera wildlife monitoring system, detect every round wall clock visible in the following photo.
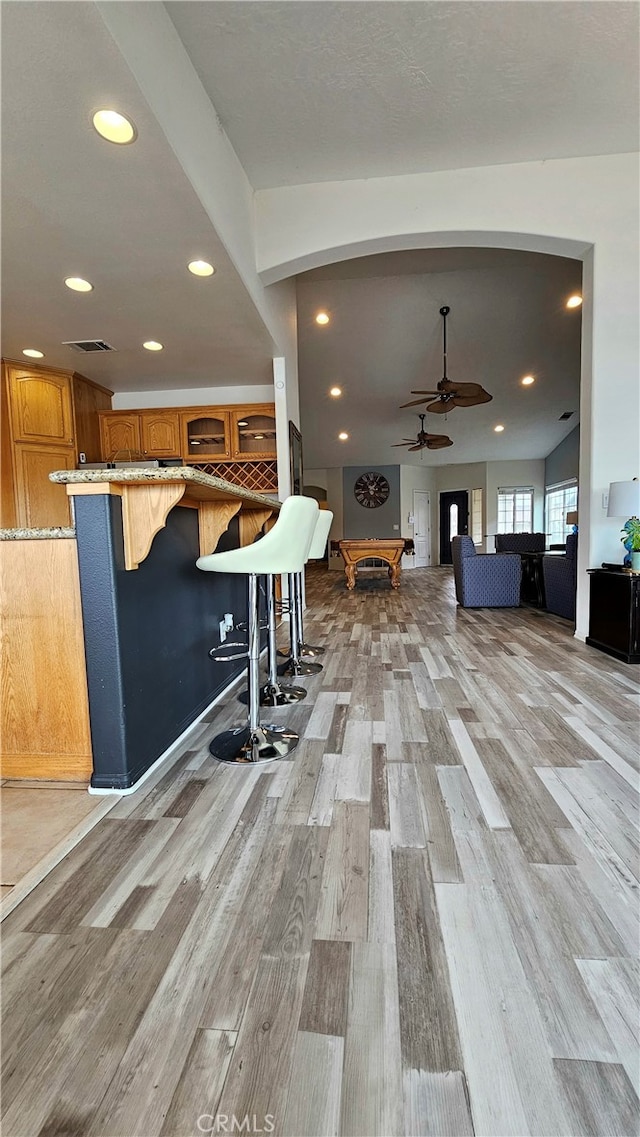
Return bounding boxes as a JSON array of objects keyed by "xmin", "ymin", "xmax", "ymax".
[{"xmin": 354, "ymin": 471, "xmax": 390, "ymax": 509}]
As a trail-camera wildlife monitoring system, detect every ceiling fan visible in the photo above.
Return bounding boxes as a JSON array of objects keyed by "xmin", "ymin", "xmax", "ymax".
[
  {"xmin": 392, "ymin": 413, "xmax": 453, "ymax": 451},
  {"xmin": 400, "ymin": 305, "xmax": 493, "ymax": 414}
]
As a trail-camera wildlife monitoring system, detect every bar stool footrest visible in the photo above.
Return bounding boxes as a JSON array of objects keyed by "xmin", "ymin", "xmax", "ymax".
[
  {"xmin": 208, "ymin": 642, "xmax": 248, "ymax": 663},
  {"xmin": 238, "ymin": 681, "xmax": 307, "ymax": 706}
]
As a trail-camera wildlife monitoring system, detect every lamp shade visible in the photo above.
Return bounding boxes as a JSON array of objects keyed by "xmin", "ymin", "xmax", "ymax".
[
  {"xmin": 566, "ymin": 511, "xmax": 578, "ymax": 526},
  {"xmin": 607, "ymin": 479, "xmax": 640, "ymax": 518}
]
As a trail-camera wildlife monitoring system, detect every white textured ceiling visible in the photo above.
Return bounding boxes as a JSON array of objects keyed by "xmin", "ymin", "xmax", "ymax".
[
  {"xmin": 297, "ymin": 249, "xmax": 582, "ymax": 468},
  {"xmin": 166, "ymin": 0, "xmax": 639, "ymax": 189},
  {"xmin": 0, "ymin": 1, "xmax": 275, "ymax": 392},
  {"xmin": 0, "ymin": 1, "xmax": 627, "ymax": 471}
]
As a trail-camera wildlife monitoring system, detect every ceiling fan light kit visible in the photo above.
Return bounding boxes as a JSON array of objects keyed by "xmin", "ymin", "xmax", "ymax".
[{"xmin": 399, "ymin": 305, "xmax": 493, "ymax": 415}]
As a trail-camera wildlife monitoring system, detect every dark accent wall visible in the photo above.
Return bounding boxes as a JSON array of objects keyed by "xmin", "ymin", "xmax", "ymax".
[
  {"xmin": 342, "ymin": 465, "xmax": 401, "ymax": 538},
  {"xmin": 74, "ymin": 495, "xmax": 247, "ymax": 789},
  {"xmin": 545, "ymin": 425, "xmax": 580, "ymax": 487}
]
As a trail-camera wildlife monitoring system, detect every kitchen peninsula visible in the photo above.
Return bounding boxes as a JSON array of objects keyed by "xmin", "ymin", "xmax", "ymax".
[{"xmin": 1, "ymin": 468, "xmax": 280, "ymax": 790}]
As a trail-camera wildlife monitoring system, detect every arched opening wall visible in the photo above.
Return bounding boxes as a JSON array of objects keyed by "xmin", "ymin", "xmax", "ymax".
[{"xmin": 255, "ymin": 152, "xmax": 639, "ymax": 640}]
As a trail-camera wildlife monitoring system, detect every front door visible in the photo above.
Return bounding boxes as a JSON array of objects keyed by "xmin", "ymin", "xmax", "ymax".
[
  {"xmin": 413, "ymin": 490, "xmax": 431, "ymax": 567},
  {"xmin": 439, "ymin": 490, "xmax": 469, "ymax": 564}
]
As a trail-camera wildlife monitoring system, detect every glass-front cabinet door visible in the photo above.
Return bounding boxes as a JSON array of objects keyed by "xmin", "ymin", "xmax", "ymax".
[
  {"xmin": 231, "ymin": 408, "xmax": 277, "ymax": 459},
  {"xmin": 181, "ymin": 411, "xmax": 231, "ymax": 461}
]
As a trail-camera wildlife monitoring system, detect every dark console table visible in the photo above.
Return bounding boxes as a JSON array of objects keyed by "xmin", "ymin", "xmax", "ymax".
[{"xmin": 586, "ymin": 569, "xmax": 640, "ymax": 664}]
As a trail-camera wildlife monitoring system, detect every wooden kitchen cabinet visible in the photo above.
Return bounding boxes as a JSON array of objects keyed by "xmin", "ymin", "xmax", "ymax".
[
  {"xmin": 140, "ymin": 411, "xmax": 181, "ymax": 457},
  {"xmin": 1, "ymin": 360, "xmax": 113, "ymax": 529},
  {"xmin": 230, "ymin": 406, "xmax": 277, "ymax": 459},
  {"xmin": 13, "ymin": 443, "xmax": 76, "ymax": 527},
  {"xmin": 99, "ymin": 413, "xmax": 141, "ymax": 458},
  {"xmin": 182, "ymin": 410, "xmax": 232, "ymax": 461},
  {"xmin": 73, "ymin": 374, "xmax": 112, "ymax": 462},
  {"xmin": 6, "ymin": 366, "xmax": 75, "ymax": 447},
  {"xmin": 99, "ymin": 410, "xmax": 182, "ymax": 459}
]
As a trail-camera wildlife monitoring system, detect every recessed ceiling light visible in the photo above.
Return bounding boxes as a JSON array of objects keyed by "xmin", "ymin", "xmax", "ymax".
[
  {"xmin": 521, "ymin": 375, "xmax": 535, "ymax": 386},
  {"xmin": 254, "ymin": 434, "xmax": 265, "ymax": 440},
  {"xmin": 143, "ymin": 340, "xmax": 163, "ymax": 351},
  {"xmin": 188, "ymin": 260, "xmax": 215, "ymax": 277},
  {"xmin": 494, "ymin": 424, "xmax": 505, "ymax": 433},
  {"xmin": 92, "ymin": 109, "xmax": 137, "ymax": 145},
  {"xmin": 329, "ymin": 386, "xmax": 342, "ymax": 398},
  {"xmin": 65, "ymin": 277, "xmax": 93, "ymax": 292},
  {"xmin": 566, "ymin": 294, "xmax": 582, "ymax": 309},
  {"xmin": 338, "ymin": 431, "xmax": 349, "ymax": 441},
  {"xmin": 315, "ymin": 312, "xmax": 330, "ymax": 326},
  {"xmin": 237, "ymin": 420, "xmax": 248, "ymax": 427},
  {"xmin": 23, "ymin": 348, "xmax": 44, "ymax": 359}
]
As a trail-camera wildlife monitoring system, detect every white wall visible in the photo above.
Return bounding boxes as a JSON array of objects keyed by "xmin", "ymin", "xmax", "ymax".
[
  {"xmin": 255, "ymin": 151, "xmax": 640, "ymax": 637},
  {"xmin": 400, "ymin": 465, "xmax": 434, "ymax": 538},
  {"xmin": 112, "ymin": 384, "xmax": 275, "ymax": 410},
  {"xmin": 399, "ymin": 465, "xmax": 434, "ymax": 568}
]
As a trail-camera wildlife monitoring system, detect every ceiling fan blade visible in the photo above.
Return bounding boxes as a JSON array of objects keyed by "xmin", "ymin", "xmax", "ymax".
[
  {"xmin": 451, "ymin": 389, "xmax": 493, "ymax": 407},
  {"xmin": 391, "ymin": 441, "xmax": 413, "ymax": 446},
  {"xmin": 425, "ymin": 398, "xmax": 452, "ymax": 414},
  {"xmin": 427, "ymin": 435, "xmax": 454, "ymax": 448},
  {"xmin": 399, "ymin": 396, "xmax": 432, "ymax": 408},
  {"xmin": 449, "ymin": 381, "xmax": 485, "ymax": 395},
  {"xmin": 408, "ymin": 443, "xmax": 424, "ymax": 451}
]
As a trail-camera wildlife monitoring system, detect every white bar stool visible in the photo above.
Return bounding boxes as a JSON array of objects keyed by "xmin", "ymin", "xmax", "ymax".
[
  {"xmin": 279, "ymin": 509, "xmax": 333, "ymax": 678},
  {"xmin": 196, "ymin": 495, "xmax": 319, "ymax": 764}
]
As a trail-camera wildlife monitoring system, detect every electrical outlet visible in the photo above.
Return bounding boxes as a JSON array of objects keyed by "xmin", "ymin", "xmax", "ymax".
[
  {"xmin": 224, "ymin": 613, "xmax": 234, "ymax": 631},
  {"xmin": 219, "ymin": 620, "xmax": 227, "ymax": 643},
  {"xmin": 392, "ymin": 524, "xmax": 399, "ymax": 531}
]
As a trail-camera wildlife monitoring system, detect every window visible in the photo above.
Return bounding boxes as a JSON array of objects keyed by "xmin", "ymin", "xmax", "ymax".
[
  {"xmin": 471, "ymin": 488, "xmax": 483, "ymax": 545},
  {"xmin": 545, "ymin": 480, "xmax": 578, "ymax": 546},
  {"xmin": 497, "ymin": 487, "xmax": 533, "ymax": 533},
  {"xmin": 449, "ymin": 503, "xmax": 459, "ymax": 539}
]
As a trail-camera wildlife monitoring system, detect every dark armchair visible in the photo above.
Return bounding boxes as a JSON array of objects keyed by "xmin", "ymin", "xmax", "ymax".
[
  {"xmin": 451, "ymin": 536, "xmax": 522, "ymax": 608},
  {"xmin": 495, "ymin": 532, "xmax": 546, "ymax": 553},
  {"xmin": 542, "ymin": 534, "xmax": 578, "ymax": 620}
]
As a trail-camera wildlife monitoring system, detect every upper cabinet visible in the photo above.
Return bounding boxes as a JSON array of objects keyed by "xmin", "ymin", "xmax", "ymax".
[
  {"xmin": 100, "ymin": 413, "xmax": 141, "ymax": 459},
  {"xmin": 7, "ymin": 367, "xmax": 75, "ymax": 447},
  {"xmin": 182, "ymin": 410, "xmax": 231, "ymax": 462},
  {"xmin": 98, "ymin": 403, "xmax": 277, "ymax": 469},
  {"xmin": 140, "ymin": 411, "xmax": 181, "ymax": 458},
  {"xmin": 1, "ymin": 360, "xmax": 113, "ymax": 528},
  {"xmin": 230, "ymin": 407, "xmax": 277, "ymax": 460}
]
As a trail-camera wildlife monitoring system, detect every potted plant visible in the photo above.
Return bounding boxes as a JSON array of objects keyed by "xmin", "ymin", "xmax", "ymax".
[{"xmin": 621, "ymin": 517, "xmax": 640, "ymax": 572}]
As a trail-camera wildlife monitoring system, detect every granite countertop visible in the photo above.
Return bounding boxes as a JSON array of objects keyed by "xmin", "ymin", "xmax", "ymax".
[
  {"xmin": 49, "ymin": 466, "xmax": 281, "ymax": 509},
  {"xmin": 0, "ymin": 527, "xmax": 76, "ymax": 541}
]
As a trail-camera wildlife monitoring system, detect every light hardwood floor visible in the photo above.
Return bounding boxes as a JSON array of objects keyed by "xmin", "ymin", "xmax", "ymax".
[{"xmin": 2, "ymin": 565, "xmax": 639, "ymax": 1137}]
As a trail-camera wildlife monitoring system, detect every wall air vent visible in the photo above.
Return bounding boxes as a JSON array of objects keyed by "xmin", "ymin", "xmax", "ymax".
[
  {"xmin": 62, "ymin": 339, "xmax": 116, "ymax": 353},
  {"xmin": 558, "ymin": 411, "xmax": 574, "ymax": 421}
]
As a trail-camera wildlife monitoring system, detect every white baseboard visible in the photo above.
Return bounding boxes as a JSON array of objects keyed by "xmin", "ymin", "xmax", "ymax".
[{"xmin": 88, "ymin": 665, "xmax": 251, "ymax": 796}]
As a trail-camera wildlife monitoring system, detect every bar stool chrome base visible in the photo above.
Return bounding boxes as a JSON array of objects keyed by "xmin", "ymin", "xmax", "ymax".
[
  {"xmin": 276, "ymin": 643, "xmax": 325, "ymax": 658},
  {"xmin": 278, "ymin": 656, "xmax": 323, "ymax": 677},
  {"xmin": 299, "ymin": 641, "xmax": 325, "ymax": 657},
  {"xmin": 209, "ymin": 724, "xmax": 298, "ymax": 764},
  {"xmin": 238, "ymin": 680, "xmax": 307, "ymax": 707}
]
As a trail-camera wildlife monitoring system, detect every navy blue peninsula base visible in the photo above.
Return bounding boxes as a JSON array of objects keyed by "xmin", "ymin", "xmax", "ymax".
[{"xmin": 51, "ymin": 469, "xmax": 279, "ymax": 790}]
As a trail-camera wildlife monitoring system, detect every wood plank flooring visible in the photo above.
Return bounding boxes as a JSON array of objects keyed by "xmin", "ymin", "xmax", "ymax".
[{"xmin": 2, "ymin": 565, "xmax": 639, "ymax": 1137}]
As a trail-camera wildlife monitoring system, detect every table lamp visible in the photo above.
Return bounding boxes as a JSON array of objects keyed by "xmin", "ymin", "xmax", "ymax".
[
  {"xmin": 566, "ymin": 510, "xmax": 578, "ymax": 533},
  {"xmin": 607, "ymin": 479, "xmax": 640, "ymax": 570}
]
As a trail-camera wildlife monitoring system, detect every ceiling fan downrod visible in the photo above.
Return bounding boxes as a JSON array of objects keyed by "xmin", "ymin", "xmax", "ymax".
[{"xmin": 439, "ymin": 305, "xmax": 450, "ymax": 384}]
